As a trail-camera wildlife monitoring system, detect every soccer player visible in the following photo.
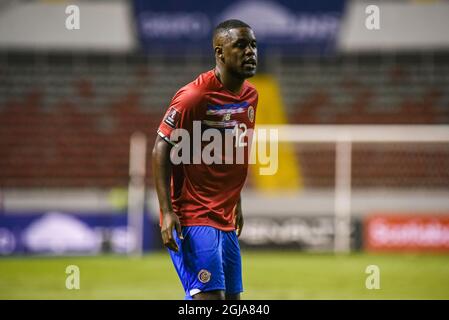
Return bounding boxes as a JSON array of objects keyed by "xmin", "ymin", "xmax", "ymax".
[{"xmin": 152, "ymin": 19, "xmax": 258, "ymax": 300}]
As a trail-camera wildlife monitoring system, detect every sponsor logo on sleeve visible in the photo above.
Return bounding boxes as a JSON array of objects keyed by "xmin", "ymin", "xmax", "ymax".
[{"xmin": 164, "ymin": 107, "xmax": 181, "ymax": 128}]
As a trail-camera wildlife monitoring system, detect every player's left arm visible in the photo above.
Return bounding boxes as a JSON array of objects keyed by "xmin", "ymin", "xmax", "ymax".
[{"xmin": 234, "ymin": 195, "xmax": 244, "ymax": 237}]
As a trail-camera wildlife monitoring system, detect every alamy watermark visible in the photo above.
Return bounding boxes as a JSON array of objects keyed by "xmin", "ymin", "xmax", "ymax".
[
  {"xmin": 365, "ymin": 5, "xmax": 380, "ymax": 30},
  {"xmin": 65, "ymin": 265, "xmax": 80, "ymax": 290},
  {"xmin": 65, "ymin": 5, "xmax": 80, "ymax": 30},
  {"xmin": 166, "ymin": 121, "xmax": 279, "ymax": 175},
  {"xmin": 365, "ymin": 265, "xmax": 380, "ymax": 290}
]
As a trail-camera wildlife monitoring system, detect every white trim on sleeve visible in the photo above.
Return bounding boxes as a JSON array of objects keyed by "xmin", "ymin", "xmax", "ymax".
[{"xmin": 157, "ymin": 129, "xmax": 176, "ymax": 147}]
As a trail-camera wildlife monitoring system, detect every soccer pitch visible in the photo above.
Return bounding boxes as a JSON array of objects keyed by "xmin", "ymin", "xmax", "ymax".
[{"xmin": 1, "ymin": 251, "xmax": 449, "ymax": 300}]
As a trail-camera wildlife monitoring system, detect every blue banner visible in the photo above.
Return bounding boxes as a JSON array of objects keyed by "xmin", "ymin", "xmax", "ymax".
[
  {"xmin": 0, "ymin": 211, "xmax": 157, "ymax": 255},
  {"xmin": 133, "ymin": 0, "xmax": 347, "ymax": 55}
]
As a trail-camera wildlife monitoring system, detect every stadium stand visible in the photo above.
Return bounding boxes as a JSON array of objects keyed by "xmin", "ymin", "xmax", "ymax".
[{"xmin": 1, "ymin": 52, "xmax": 448, "ymax": 189}]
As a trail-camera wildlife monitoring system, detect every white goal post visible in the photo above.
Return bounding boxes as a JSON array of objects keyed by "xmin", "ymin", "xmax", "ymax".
[
  {"xmin": 130, "ymin": 125, "xmax": 449, "ymax": 254},
  {"xmin": 257, "ymin": 125, "xmax": 449, "ymax": 253},
  {"xmin": 128, "ymin": 132, "xmax": 147, "ymax": 257}
]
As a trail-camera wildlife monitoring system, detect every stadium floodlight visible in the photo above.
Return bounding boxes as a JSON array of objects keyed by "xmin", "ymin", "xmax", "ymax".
[{"xmin": 127, "ymin": 131, "xmax": 147, "ymax": 257}]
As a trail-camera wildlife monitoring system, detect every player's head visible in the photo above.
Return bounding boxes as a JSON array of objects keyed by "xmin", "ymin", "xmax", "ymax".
[{"xmin": 213, "ymin": 19, "xmax": 257, "ymax": 79}]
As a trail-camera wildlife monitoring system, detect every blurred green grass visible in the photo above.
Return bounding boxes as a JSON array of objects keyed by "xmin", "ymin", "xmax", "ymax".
[{"xmin": 1, "ymin": 251, "xmax": 449, "ymax": 299}]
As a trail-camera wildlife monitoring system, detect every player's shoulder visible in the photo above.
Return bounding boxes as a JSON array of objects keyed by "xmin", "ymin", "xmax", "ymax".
[
  {"xmin": 174, "ymin": 70, "xmax": 213, "ymax": 102},
  {"xmin": 243, "ymin": 80, "xmax": 258, "ymax": 97},
  {"xmin": 244, "ymin": 79, "xmax": 258, "ymax": 92},
  {"xmin": 243, "ymin": 80, "xmax": 259, "ymax": 103}
]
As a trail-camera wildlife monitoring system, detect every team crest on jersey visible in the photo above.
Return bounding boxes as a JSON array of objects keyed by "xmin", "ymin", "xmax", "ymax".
[
  {"xmin": 248, "ymin": 106, "xmax": 255, "ymax": 123},
  {"xmin": 164, "ymin": 107, "xmax": 180, "ymax": 128},
  {"xmin": 198, "ymin": 269, "xmax": 211, "ymax": 283}
]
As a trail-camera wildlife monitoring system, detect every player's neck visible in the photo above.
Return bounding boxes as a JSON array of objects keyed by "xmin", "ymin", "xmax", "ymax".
[{"xmin": 214, "ymin": 67, "xmax": 244, "ymax": 95}]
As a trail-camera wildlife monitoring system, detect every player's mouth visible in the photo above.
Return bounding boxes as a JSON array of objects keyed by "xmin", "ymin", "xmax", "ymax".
[{"xmin": 243, "ymin": 59, "xmax": 257, "ymax": 69}]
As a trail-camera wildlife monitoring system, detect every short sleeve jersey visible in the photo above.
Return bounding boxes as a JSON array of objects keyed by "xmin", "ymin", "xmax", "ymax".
[{"xmin": 157, "ymin": 70, "xmax": 258, "ymax": 231}]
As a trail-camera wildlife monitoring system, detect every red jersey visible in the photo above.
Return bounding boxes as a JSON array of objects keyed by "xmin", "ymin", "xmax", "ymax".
[{"xmin": 157, "ymin": 70, "xmax": 258, "ymax": 231}]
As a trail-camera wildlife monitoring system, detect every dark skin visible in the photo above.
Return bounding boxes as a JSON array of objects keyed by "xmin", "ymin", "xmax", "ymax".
[
  {"xmin": 213, "ymin": 27, "xmax": 258, "ymax": 94},
  {"xmin": 152, "ymin": 26, "xmax": 257, "ymax": 300}
]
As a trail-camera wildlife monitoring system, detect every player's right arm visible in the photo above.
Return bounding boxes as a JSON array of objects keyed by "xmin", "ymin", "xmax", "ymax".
[
  {"xmin": 152, "ymin": 86, "xmax": 202, "ymax": 252},
  {"xmin": 152, "ymin": 135, "xmax": 183, "ymax": 252}
]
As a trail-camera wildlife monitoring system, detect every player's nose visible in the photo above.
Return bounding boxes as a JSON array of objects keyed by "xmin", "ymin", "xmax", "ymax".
[{"xmin": 244, "ymin": 45, "xmax": 256, "ymax": 56}]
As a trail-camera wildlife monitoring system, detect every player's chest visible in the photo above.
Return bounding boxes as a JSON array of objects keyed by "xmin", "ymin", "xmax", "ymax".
[{"xmin": 201, "ymin": 96, "xmax": 256, "ymax": 129}]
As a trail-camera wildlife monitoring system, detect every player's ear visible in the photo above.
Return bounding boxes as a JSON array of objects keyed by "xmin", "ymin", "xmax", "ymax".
[{"xmin": 215, "ymin": 46, "xmax": 224, "ymax": 63}]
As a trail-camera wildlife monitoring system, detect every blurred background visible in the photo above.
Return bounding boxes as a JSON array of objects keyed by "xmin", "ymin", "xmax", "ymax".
[{"xmin": 0, "ymin": 0, "xmax": 448, "ymax": 299}]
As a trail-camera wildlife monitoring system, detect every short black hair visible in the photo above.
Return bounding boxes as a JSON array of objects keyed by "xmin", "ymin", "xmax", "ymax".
[
  {"xmin": 213, "ymin": 19, "xmax": 251, "ymax": 48},
  {"xmin": 214, "ymin": 19, "xmax": 251, "ymax": 35}
]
